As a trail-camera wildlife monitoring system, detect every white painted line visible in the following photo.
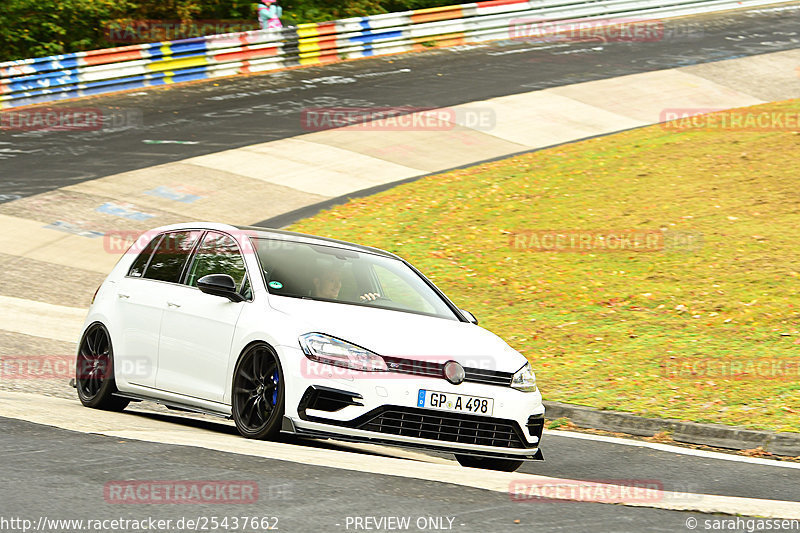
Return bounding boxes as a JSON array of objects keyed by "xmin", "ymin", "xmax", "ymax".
[
  {"xmin": 353, "ymin": 68, "xmax": 411, "ymax": 78},
  {"xmin": 553, "ymin": 46, "xmax": 604, "ymax": 55},
  {"xmin": 545, "ymin": 429, "xmax": 800, "ymax": 470},
  {"xmin": 2, "ymin": 390, "xmax": 800, "ymax": 519},
  {"xmin": 142, "ymin": 140, "xmax": 200, "ymax": 145},
  {"xmin": 746, "ymin": 4, "xmax": 800, "ymax": 13},
  {"xmin": 0, "ymin": 295, "xmax": 85, "ymax": 344},
  {"xmin": 487, "ymin": 44, "xmax": 569, "ymax": 55}
]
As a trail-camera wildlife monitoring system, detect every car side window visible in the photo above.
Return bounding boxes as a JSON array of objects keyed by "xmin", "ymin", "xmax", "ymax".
[
  {"xmin": 185, "ymin": 232, "xmax": 248, "ymax": 292},
  {"xmin": 240, "ymin": 276, "xmax": 253, "ymax": 300},
  {"xmin": 143, "ymin": 231, "xmax": 202, "ymax": 283},
  {"xmin": 128, "ymin": 234, "xmax": 162, "ymax": 277}
]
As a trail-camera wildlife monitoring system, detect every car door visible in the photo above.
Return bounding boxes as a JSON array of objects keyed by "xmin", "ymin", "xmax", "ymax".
[
  {"xmin": 114, "ymin": 233, "xmax": 164, "ymax": 388},
  {"xmin": 155, "ymin": 231, "xmax": 249, "ymax": 403},
  {"xmin": 114, "ymin": 230, "xmax": 202, "ymax": 388}
]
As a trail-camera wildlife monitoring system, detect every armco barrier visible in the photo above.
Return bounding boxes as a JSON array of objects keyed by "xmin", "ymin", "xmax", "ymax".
[{"xmin": 0, "ymin": 0, "xmax": 793, "ymax": 109}]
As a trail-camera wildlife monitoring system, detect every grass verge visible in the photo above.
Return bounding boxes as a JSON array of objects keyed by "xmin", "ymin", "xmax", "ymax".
[{"xmin": 289, "ymin": 99, "xmax": 800, "ymax": 433}]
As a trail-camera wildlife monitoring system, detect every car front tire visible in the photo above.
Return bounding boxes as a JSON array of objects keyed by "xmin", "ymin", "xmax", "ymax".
[{"xmin": 232, "ymin": 343, "xmax": 285, "ymax": 440}]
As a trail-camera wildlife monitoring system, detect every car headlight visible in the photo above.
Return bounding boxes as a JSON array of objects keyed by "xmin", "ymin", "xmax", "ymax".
[
  {"xmin": 299, "ymin": 333, "xmax": 387, "ymax": 372},
  {"xmin": 511, "ymin": 361, "xmax": 538, "ymax": 392}
]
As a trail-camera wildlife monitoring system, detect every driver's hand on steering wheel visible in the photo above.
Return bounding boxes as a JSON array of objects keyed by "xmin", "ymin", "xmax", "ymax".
[{"xmin": 360, "ymin": 292, "xmax": 381, "ymax": 301}]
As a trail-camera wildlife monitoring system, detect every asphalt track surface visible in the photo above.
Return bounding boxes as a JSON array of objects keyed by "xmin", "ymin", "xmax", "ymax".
[
  {"xmin": 1, "ymin": 6, "xmax": 800, "ymax": 200},
  {"xmin": 2, "ymin": 414, "xmax": 797, "ymax": 533},
  {"xmin": 0, "ymin": 417, "xmax": 688, "ymax": 532}
]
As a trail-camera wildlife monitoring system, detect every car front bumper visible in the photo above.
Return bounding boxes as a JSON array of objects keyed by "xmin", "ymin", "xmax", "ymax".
[{"xmin": 279, "ymin": 346, "xmax": 545, "ymax": 460}]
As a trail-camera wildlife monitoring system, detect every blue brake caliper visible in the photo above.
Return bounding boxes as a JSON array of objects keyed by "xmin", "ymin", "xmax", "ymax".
[{"xmin": 271, "ymin": 369, "xmax": 279, "ymax": 405}]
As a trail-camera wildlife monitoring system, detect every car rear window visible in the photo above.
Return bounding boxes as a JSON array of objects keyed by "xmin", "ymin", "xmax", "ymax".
[
  {"xmin": 127, "ymin": 234, "xmax": 162, "ymax": 278},
  {"xmin": 142, "ymin": 231, "xmax": 202, "ymax": 283}
]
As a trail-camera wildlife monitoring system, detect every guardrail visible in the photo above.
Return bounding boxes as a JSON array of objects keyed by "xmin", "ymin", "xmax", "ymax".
[{"xmin": 0, "ymin": 0, "xmax": 791, "ymax": 109}]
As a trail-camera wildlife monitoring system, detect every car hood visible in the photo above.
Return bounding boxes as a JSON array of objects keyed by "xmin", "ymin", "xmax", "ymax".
[{"xmin": 268, "ymin": 296, "xmax": 526, "ymax": 373}]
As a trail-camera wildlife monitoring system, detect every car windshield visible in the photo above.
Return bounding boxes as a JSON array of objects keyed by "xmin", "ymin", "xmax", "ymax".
[{"xmin": 253, "ymin": 237, "xmax": 459, "ymax": 320}]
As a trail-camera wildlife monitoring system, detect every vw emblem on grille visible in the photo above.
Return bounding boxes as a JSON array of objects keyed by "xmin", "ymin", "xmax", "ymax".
[{"xmin": 443, "ymin": 361, "xmax": 465, "ymax": 385}]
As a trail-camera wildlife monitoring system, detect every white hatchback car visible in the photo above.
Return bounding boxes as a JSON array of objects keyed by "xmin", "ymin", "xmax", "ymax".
[{"xmin": 76, "ymin": 222, "xmax": 544, "ymax": 471}]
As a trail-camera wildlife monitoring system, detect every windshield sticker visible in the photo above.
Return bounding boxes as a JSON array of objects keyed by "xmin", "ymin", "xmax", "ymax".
[{"xmin": 268, "ymin": 281, "xmax": 283, "ymax": 290}]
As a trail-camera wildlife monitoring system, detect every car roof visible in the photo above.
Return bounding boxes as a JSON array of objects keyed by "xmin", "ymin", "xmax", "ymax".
[
  {"xmin": 141, "ymin": 221, "xmax": 400, "ymax": 260},
  {"xmin": 234, "ymin": 225, "xmax": 400, "ymax": 260}
]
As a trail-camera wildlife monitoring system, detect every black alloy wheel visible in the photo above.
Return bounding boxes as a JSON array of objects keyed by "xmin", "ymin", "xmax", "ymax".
[
  {"xmin": 76, "ymin": 323, "xmax": 129, "ymax": 411},
  {"xmin": 232, "ymin": 343, "xmax": 285, "ymax": 439}
]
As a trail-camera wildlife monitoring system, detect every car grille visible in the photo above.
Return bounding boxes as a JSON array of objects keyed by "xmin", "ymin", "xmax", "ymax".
[
  {"xmin": 464, "ymin": 368, "xmax": 513, "ymax": 387},
  {"xmin": 356, "ymin": 406, "xmax": 528, "ymax": 448},
  {"xmin": 382, "ymin": 356, "xmax": 513, "ymax": 387}
]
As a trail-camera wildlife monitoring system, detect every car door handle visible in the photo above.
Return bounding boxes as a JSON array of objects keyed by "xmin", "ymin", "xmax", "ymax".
[
  {"xmin": 167, "ymin": 301, "xmax": 181, "ymax": 308},
  {"xmin": 118, "ymin": 293, "xmax": 130, "ymax": 299}
]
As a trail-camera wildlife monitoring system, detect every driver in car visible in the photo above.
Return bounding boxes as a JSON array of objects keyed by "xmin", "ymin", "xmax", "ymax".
[{"xmin": 311, "ymin": 265, "xmax": 380, "ymax": 302}]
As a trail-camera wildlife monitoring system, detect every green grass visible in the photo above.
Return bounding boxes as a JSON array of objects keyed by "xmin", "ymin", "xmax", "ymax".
[{"xmin": 289, "ymin": 99, "xmax": 800, "ymax": 433}]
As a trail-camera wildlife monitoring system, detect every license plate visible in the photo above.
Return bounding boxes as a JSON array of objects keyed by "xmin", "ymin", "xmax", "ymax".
[{"xmin": 417, "ymin": 389, "xmax": 494, "ymax": 416}]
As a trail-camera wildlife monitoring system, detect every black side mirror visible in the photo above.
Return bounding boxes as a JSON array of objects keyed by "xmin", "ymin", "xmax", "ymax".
[
  {"xmin": 197, "ymin": 274, "xmax": 244, "ymax": 302},
  {"xmin": 459, "ymin": 309, "xmax": 478, "ymax": 324}
]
